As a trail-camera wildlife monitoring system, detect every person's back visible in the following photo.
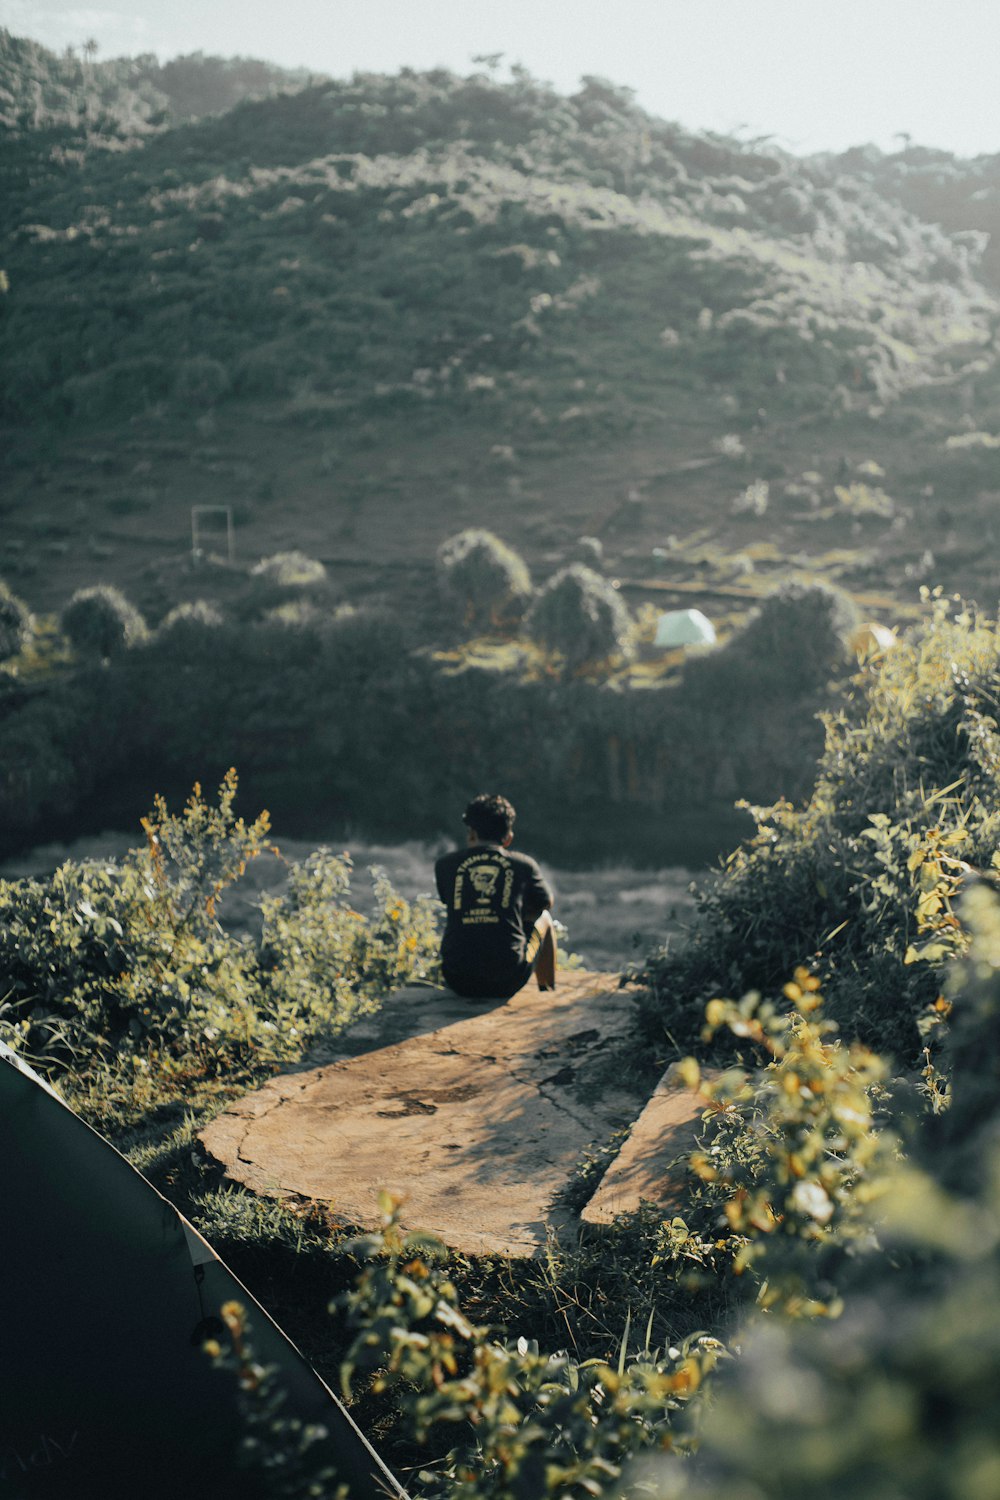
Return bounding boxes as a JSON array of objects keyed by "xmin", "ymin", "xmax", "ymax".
[{"xmin": 434, "ymin": 794, "xmax": 556, "ymax": 1000}]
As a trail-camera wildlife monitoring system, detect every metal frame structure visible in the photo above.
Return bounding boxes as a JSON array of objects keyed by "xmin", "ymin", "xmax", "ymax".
[{"xmin": 190, "ymin": 504, "xmax": 234, "ymax": 564}]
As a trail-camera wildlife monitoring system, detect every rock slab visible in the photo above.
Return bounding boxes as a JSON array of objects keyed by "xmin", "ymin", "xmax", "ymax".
[
  {"xmin": 200, "ymin": 971, "xmax": 645, "ymax": 1257},
  {"xmin": 580, "ymin": 1064, "xmax": 713, "ymax": 1226}
]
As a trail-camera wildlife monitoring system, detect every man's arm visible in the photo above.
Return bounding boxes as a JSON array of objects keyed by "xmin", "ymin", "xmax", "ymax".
[{"xmin": 522, "ymin": 859, "xmax": 553, "ymax": 925}]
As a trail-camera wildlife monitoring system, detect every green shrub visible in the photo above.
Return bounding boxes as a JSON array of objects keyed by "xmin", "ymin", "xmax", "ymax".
[
  {"xmin": 338, "ymin": 1196, "xmax": 721, "ymax": 1496},
  {"xmin": 636, "ymin": 888, "xmax": 1000, "ymax": 1500},
  {"xmin": 60, "ymin": 584, "xmax": 149, "ymax": 661},
  {"xmin": 662, "ymin": 978, "xmax": 890, "ymax": 1321},
  {"xmin": 258, "ymin": 852, "xmax": 442, "ymax": 1015},
  {"xmin": 526, "ymin": 564, "xmax": 633, "ymax": 674},
  {"xmin": 638, "ymin": 596, "xmax": 1000, "ymax": 1060},
  {"xmin": 0, "ymin": 772, "xmax": 441, "ymax": 1118},
  {"xmin": 250, "ymin": 551, "xmax": 328, "ymax": 588},
  {"xmin": 437, "ymin": 529, "xmax": 532, "ymax": 633},
  {"xmin": 695, "ymin": 579, "xmax": 859, "ymax": 697},
  {"xmin": 157, "ymin": 599, "xmax": 225, "ymax": 634},
  {"xmin": 0, "ymin": 577, "xmax": 32, "ymax": 662}
]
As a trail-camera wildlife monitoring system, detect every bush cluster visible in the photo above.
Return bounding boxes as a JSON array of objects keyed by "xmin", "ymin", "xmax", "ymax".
[
  {"xmin": 0, "ymin": 568, "xmax": 853, "ymax": 864},
  {"xmin": 0, "ymin": 771, "xmax": 441, "ymax": 1116},
  {"xmin": 638, "ymin": 594, "xmax": 1000, "ymax": 1060},
  {"xmin": 437, "ymin": 529, "xmax": 634, "ymax": 674}
]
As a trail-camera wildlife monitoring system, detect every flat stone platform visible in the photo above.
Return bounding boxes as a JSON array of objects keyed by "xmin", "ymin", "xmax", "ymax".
[
  {"xmin": 200, "ymin": 971, "xmax": 652, "ymax": 1257},
  {"xmin": 580, "ymin": 1064, "xmax": 712, "ymax": 1226}
]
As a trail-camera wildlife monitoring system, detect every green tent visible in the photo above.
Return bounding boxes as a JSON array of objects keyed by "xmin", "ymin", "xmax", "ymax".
[
  {"xmin": 653, "ymin": 607, "xmax": 717, "ymax": 649},
  {"xmin": 0, "ymin": 1040, "xmax": 404, "ymax": 1500}
]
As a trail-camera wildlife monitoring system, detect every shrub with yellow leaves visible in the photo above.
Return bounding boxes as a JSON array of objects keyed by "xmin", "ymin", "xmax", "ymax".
[
  {"xmin": 0, "ymin": 772, "xmax": 441, "ymax": 1123},
  {"xmin": 639, "ymin": 595, "xmax": 1000, "ymax": 1062},
  {"xmin": 657, "ymin": 972, "xmax": 891, "ymax": 1321},
  {"xmin": 339, "ymin": 1193, "xmax": 724, "ymax": 1499},
  {"xmin": 626, "ymin": 888, "xmax": 1000, "ymax": 1500}
]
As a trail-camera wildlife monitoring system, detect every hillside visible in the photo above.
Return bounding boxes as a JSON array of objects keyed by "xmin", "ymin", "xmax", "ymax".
[
  {"xmin": 0, "ymin": 30, "xmax": 321, "ymax": 135},
  {"xmin": 2, "ymin": 44, "xmax": 999, "ymax": 630}
]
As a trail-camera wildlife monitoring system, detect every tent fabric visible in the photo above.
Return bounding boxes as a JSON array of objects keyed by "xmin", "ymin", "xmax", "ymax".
[
  {"xmin": 0, "ymin": 1041, "xmax": 405, "ymax": 1500},
  {"xmin": 654, "ymin": 608, "xmax": 717, "ymax": 648},
  {"xmin": 850, "ymin": 621, "xmax": 898, "ymax": 655}
]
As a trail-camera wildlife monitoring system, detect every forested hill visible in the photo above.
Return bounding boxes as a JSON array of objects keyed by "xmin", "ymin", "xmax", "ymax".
[
  {"xmin": 0, "ymin": 30, "xmax": 321, "ymax": 134},
  {"xmin": 2, "ymin": 38, "xmax": 1000, "ymax": 616},
  {"xmin": 822, "ymin": 140, "xmax": 1000, "ymax": 291}
]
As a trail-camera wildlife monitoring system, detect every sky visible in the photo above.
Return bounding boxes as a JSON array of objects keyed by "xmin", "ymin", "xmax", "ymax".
[{"xmin": 3, "ymin": 0, "xmax": 999, "ymax": 159}]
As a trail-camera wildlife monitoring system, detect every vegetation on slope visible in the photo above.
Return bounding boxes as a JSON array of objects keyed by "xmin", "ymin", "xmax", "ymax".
[
  {"xmin": 0, "ymin": 29, "xmax": 320, "ymax": 136},
  {"xmin": 1, "ymin": 43, "xmax": 998, "ymax": 649},
  {"xmin": 2, "ymin": 58, "xmax": 994, "ymax": 435},
  {"xmin": 639, "ymin": 593, "xmax": 1000, "ymax": 1059},
  {"xmin": 0, "ymin": 557, "xmax": 862, "ymax": 863}
]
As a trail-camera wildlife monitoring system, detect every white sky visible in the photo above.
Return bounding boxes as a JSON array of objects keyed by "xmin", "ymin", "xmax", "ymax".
[{"xmin": 3, "ymin": 0, "xmax": 999, "ymax": 158}]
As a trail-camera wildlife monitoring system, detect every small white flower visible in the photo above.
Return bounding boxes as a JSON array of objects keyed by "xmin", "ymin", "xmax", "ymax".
[{"xmin": 791, "ymin": 1181, "xmax": 834, "ymax": 1224}]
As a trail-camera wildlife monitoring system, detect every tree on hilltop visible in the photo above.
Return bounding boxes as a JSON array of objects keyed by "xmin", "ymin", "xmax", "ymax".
[
  {"xmin": 730, "ymin": 580, "xmax": 860, "ymax": 692},
  {"xmin": 61, "ymin": 585, "xmax": 148, "ymax": 661},
  {"xmin": 437, "ymin": 529, "xmax": 532, "ymax": 634},
  {"xmin": 526, "ymin": 564, "xmax": 633, "ymax": 674}
]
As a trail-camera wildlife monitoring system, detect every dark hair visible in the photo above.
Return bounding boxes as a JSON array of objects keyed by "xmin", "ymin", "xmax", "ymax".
[{"xmin": 463, "ymin": 793, "xmax": 516, "ymax": 842}]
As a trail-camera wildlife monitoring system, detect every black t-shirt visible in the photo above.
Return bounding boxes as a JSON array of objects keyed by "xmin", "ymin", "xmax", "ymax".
[{"xmin": 434, "ymin": 843, "xmax": 552, "ymax": 992}]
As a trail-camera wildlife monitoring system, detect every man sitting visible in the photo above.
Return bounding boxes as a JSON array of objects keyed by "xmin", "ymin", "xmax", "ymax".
[{"xmin": 434, "ymin": 793, "xmax": 556, "ymax": 1000}]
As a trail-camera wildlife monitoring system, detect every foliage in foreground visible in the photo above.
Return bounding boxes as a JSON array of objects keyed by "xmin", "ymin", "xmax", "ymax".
[
  {"xmin": 640, "ymin": 883, "xmax": 1000, "ymax": 1500},
  {"xmin": 639, "ymin": 594, "xmax": 1000, "ymax": 1059},
  {"xmin": 0, "ymin": 770, "xmax": 441, "ymax": 1120},
  {"xmin": 659, "ymin": 974, "xmax": 891, "ymax": 1323},
  {"xmin": 340, "ymin": 1199, "xmax": 722, "ymax": 1498},
  {"xmin": 199, "ymin": 885, "xmax": 1000, "ymax": 1499}
]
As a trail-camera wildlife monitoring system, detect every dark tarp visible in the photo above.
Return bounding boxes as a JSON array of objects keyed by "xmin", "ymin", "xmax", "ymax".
[{"xmin": 0, "ymin": 1041, "xmax": 405, "ymax": 1499}]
